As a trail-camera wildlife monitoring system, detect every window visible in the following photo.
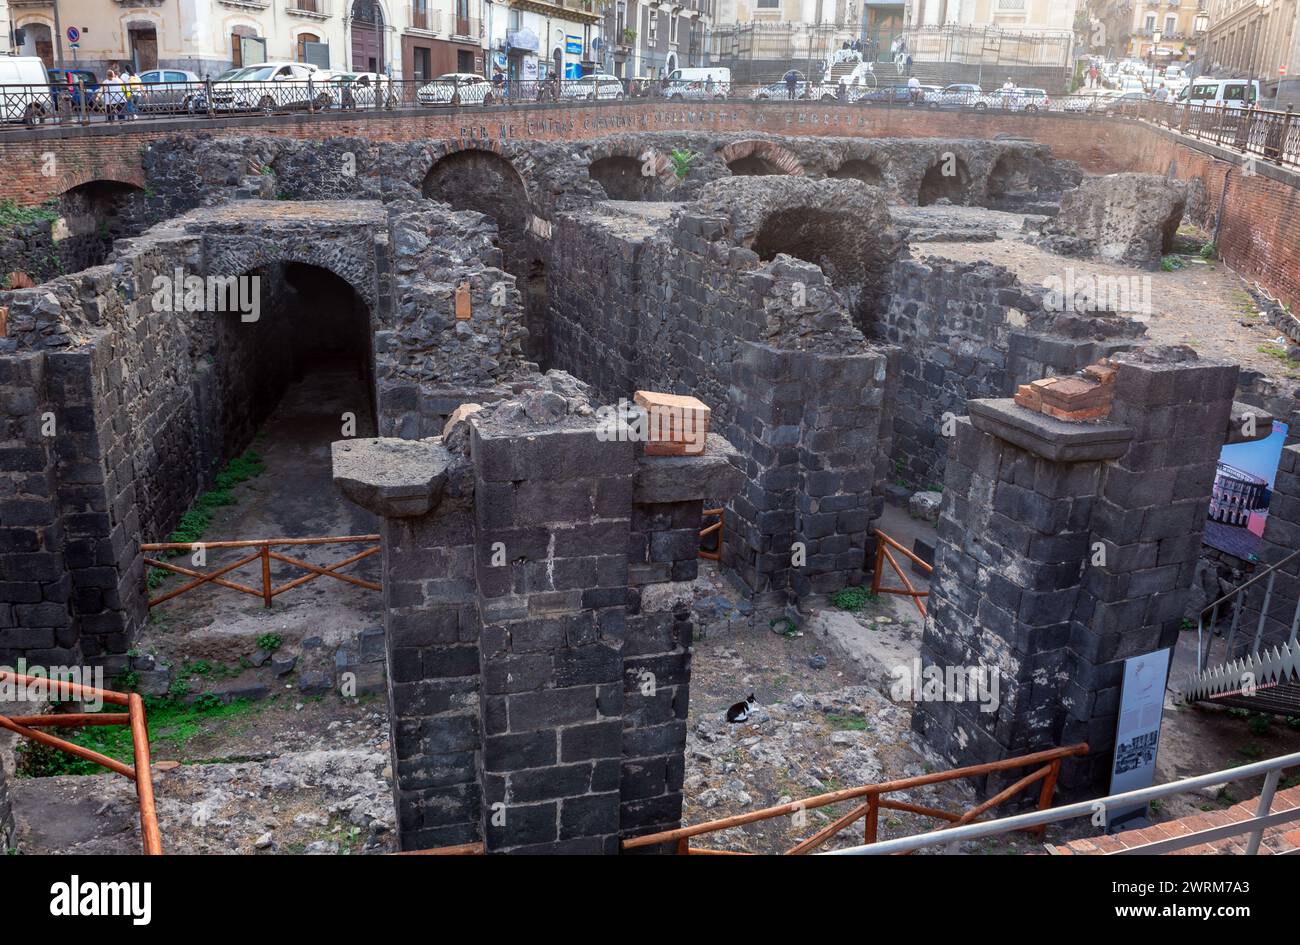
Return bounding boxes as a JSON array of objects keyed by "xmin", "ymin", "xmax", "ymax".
[
  {"xmin": 670, "ymin": 14, "xmax": 678, "ymax": 44},
  {"xmin": 1165, "ymin": 14, "xmax": 1177, "ymax": 35},
  {"xmin": 616, "ymin": 1, "xmax": 625, "ymax": 36},
  {"xmin": 756, "ymin": 0, "xmax": 779, "ymax": 7},
  {"xmin": 509, "ymin": 9, "xmax": 521, "ymax": 30},
  {"xmin": 647, "ymin": 10, "xmax": 657, "ymax": 40},
  {"xmin": 1144, "ymin": 13, "xmax": 1156, "ymax": 32},
  {"xmin": 412, "ymin": 0, "xmax": 428, "ymax": 30},
  {"xmin": 414, "ymin": 47, "xmax": 431, "ymax": 81}
]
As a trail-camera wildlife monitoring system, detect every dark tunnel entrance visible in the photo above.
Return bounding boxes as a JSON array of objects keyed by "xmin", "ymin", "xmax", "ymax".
[
  {"xmin": 728, "ymin": 154, "xmax": 783, "ymax": 176},
  {"xmin": 917, "ymin": 157, "xmax": 971, "ymax": 206},
  {"xmin": 832, "ymin": 159, "xmax": 885, "ymax": 187},
  {"xmin": 198, "ymin": 262, "xmax": 376, "ymax": 507},
  {"xmin": 589, "ymin": 155, "xmax": 662, "ymax": 200}
]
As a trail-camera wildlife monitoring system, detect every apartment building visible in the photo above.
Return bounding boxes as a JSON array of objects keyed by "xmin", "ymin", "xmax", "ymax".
[
  {"xmin": 1127, "ymin": 0, "xmax": 1211, "ymax": 61},
  {"xmin": 600, "ymin": 0, "xmax": 713, "ymax": 79},
  {"xmin": 1201, "ymin": 0, "xmax": 1300, "ymax": 99},
  {"xmin": 3, "ymin": 0, "xmax": 568, "ymax": 81},
  {"xmin": 489, "ymin": 0, "xmax": 602, "ymax": 85}
]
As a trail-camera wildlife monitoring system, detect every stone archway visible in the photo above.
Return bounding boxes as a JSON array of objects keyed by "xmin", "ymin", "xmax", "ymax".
[
  {"xmin": 918, "ymin": 154, "xmax": 972, "ymax": 206},
  {"xmin": 421, "ymin": 146, "xmax": 533, "ymax": 254}
]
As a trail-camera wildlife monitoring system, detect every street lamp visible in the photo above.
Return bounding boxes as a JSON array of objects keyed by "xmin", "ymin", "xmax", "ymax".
[{"xmin": 1149, "ymin": 29, "xmax": 1162, "ymax": 90}]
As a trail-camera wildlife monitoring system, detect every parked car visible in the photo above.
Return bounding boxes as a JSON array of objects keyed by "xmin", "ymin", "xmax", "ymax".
[
  {"xmin": 47, "ymin": 68, "xmax": 99, "ymax": 111},
  {"xmin": 322, "ymin": 72, "xmax": 395, "ymax": 109},
  {"xmin": 664, "ymin": 67, "xmax": 730, "ymax": 100},
  {"xmin": 928, "ymin": 83, "xmax": 983, "ymax": 108},
  {"xmin": 135, "ymin": 69, "xmax": 202, "ymax": 113},
  {"xmin": 973, "ymin": 87, "xmax": 1050, "ymax": 111},
  {"xmin": 1177, "ymin": 77, "xmax": 1261, "ymax": 111},
  {"xmin": 199, "ymin": 62, "xmax": 326, "ymax": 113},
  {"xmin": 417, "ymin": 73, "xmax": 495, "ymax": 106},
  {"xmin": 1099, "ymin": 89, "xmax": 1152, "ymax": 112},
  {"xmin": 750, "ymin": 72, "xmax": 810, "ymax": 100},
  {"xmin": 0, "ymin": 56, "xmax": 54, "ymax": 124},
  {"xmin": 860, "ymin": 84, "xmax": 916, "ymax": 105},
  {"xmin": 560, "ymin": 73, "xmax": 625, "ymax": 101}
]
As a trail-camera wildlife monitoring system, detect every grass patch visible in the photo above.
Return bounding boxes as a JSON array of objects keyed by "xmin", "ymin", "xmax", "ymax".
[
  {"xmin": 830, "ymin": 586, "xmax": 877, "ymax": 613},
  {"xmin": 15, "ymin": 696, "xmax": 261, "ymax": 778},
  {"xmin": 825, "ymin": 713, "xmax": 871, "ymax": 732},
  {"xmin": 0, "ymin": 198, "xmax": 58, "ymax": 229},
  {"xmin": 147, "ymin": 450, "xmax": 266, "ymax": 589},
  {"xmin": 1159, "ymin": 255, "xmax": 1186, "ymax": 272}
]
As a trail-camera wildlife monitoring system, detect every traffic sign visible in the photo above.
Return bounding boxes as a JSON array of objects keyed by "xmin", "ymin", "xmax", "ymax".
[{"xmin": 66, "ymin": 26, "xmax": 80, "ymax": 44}]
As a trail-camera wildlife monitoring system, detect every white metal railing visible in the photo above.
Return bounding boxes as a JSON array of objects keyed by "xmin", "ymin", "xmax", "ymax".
[{"xmin": 824, "ymin": 750, "xmax": 1300, "ymax": 855}]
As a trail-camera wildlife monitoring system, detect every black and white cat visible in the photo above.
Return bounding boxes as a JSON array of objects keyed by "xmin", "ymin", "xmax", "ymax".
[{"xmin": 726, "ymin": 693, "xmax": 756, "ymax": 723}]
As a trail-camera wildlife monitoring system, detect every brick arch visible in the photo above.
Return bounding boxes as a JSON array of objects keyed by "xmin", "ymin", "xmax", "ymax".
[
  {"xmin": 53, "ymin": 169, "xmax": 147, "ymax": 200},
  {"xmin": 719, "ymin": 139, "xmax": 804, "ymax": 176}
]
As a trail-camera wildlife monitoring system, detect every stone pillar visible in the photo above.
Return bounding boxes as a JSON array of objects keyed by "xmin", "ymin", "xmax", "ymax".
[
  {"xmin": 334, "ymin": 437, "xmax": 481, "ymax": 852},
  {"xmin": 1065, "ymin": 354, "xmax": 1237, "ymax": 791},
  {"xmin": 470, "ymin": 415, "xmax": 634, "ymax": 855},
  {"xmin": 915, "ymin": 351, "xmax": 1239, "ymax": 799},
  {"xmin": 623, "ymin": 435, "xmax": 743, "ymax": 847},
  {"xmin": 913, "ymin": 400, "xmax": 1132, "ymax": 779},
  {"xmin": 725, "ymin": 342, "xmax": 891, "ymax": 604},
  {"xmin": 334, "ymin": 402, "xmax": 744, "ymax": 853}
]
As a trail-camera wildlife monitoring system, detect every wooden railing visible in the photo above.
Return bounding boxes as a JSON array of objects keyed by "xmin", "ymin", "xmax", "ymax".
[
  {"xmin": 0, "ymin": 670, "xmax": 162, "ymax": 854},
  {"xmin": 141, "ymin": 535, "xmax": 381, "ymax": 608},
  {"xmin": 699, "ymin": 507, "xmax": 724, "ymax": 561},
  {"xmin": 622, "ymin": 742, "xmax": 1088, "ymax": 854},
  {"xmin": 870, "ymin": 527, "xmax": 932, "ymax": 617}
]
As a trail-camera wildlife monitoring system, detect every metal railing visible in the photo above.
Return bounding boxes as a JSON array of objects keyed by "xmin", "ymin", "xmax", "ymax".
[
  {"xmin": 1124, "ymin": 97, "xmax": 1300, "ymax": 168},
  {"xmin": 622, "ymin": 742, "xmax": 1088, "ymax": 854},
  {"xmin": 141, "ymin": 534, "xmax": 381, "ymax": 609},
  {"xmin": 0, "ymin": 670, "xmax": 162, "ymax": 855},
  {"xmin": 1192, "ymin": 546, "xmax": 1300, "ymax": 673},
  {"xmin": 827, "ymin": 749, "xmax": 1300, "ymax": 855}
]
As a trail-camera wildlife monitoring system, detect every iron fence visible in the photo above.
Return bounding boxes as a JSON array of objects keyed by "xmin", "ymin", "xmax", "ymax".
[{"xmin": 3, "ymin": 77, "xmax": 1299, "ymax": 173}]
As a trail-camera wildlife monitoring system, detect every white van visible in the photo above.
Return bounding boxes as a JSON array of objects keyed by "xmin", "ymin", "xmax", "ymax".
[
  {"xmin": 1178, "ymin": 77, "xmax": 1261, "ymax": 110},
  {"xmin": 0, "ymin": 56, "xmax": 54, "ymax": 125},
  {"xmin": 665, "ymin": 66, "xmax": 731, "ymax": 99}
]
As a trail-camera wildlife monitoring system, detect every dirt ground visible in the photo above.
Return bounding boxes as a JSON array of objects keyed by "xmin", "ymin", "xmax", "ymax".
[{"xmin": 918, "ymin": 225, "xmax": 1300, "ymax": 382}]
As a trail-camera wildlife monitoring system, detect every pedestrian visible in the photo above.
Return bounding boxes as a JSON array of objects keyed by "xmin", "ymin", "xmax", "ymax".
[
  {"xmin": 122, "ymin": 66, "xmax": 142, "ymax": 120},
  {"xmin": 705, "ymin": 74, "xmax": 714, "ymax": 97},
  {"xmin": 908, "ymin": 73, "xmax": 921, "ymax": 106},
  {"xmin": 905, "ymin": 52, "xmax": 914, "ymax": 77},
  {"xmin": 101, "ymin": 69, "xmax": 125, "ymax": 122},
  {"xmin": 1002, "ymin": 76, "xmax": 1015, "ymax": 92},
  {"xmin": 784, "ymin": 69, "xmax": 799, "ymax": 100}
]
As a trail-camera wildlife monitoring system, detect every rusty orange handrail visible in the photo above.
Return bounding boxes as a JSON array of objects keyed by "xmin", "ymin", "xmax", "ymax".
[
  {"xmin": 699, "ymin": 507, "xmax": 724, "ymax": 561},
  {"xmin": 871, "ymin": 527, "xmax": 932, "ymax": 618},
  {"xmin": 622, "ymin": 742, "xmax": 1088, "ymax": 854},
  {"xmin": 0, "ymin": 670, "xmax": 161, "ymax": 854},
  {"xmin": 141, "ymin": 534, "xmax": 381, "ymax": 608}
]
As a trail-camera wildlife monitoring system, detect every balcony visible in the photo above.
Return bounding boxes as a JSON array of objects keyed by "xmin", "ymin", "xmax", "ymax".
[
  {"xmin": 408, "ymin": 6, "xmax": 442, "ymax": 32},
  {"xmin": 509, "ymin": 0, "xmax": 602, "ymax": 24},
  {"xmin": 449, "ymin": 16, "xmax": 482, "ymax": 40},
  {"xmin": 286, "ymin": 0, "xmax": 330, "ymax": 18}
]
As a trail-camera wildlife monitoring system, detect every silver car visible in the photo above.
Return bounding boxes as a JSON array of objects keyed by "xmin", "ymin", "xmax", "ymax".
[
  {"xmin": 136, "ymin": 69, "xmax": 202, "ymax": 113},
  {"xmin": 417, "ymin": 73, "xmax": 496, "ymax": 106},
  {"xmin": 560, "ymin": 74, "xmax": 625, "ymax": 101}
]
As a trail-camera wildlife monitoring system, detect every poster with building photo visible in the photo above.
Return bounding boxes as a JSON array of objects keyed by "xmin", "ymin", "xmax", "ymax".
[{"xmin": 1205, "ymin": 420, "xmax": 1290, "ymax": 560}]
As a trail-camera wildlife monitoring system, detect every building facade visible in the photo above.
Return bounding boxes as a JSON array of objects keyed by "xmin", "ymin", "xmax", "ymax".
[
  {"xmin": 1202, "ymin": 0, "xmax": 1300, "ymax": 100},
  {"xmin": 600, "ymin": 0, "xmax": 712, "ymax": 79},
  {"xmin": 3, "ymin": 0, "xmax": 607, "ymax": 82},
  {"xmin": 1127, "ymin": 0, "xmax": 1210, "ymax": 63}
]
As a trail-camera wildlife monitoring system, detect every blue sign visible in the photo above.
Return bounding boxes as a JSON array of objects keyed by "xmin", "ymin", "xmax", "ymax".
[
  {"xmin": 565, "ymin": 35, "xmax": 582, "ymax": 55},
  {"xmin": 66, "ymin": 26, "xmax": 80, "ymax": 44}
]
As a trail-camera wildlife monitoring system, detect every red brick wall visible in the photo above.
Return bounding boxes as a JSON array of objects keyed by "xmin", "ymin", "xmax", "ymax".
[{"xmin": 4, "ymin": 101, "xmax": 1296, "ymax": 308}]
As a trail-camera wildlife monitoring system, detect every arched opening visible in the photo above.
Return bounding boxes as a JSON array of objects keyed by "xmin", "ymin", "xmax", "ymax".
[
  {"xmin": 351, "ymin": 0, "xmax": 386, "ymax": 73},
  {"xmin": 728, "ymin": 154, "xmax": 782, "ymax": 176},
  {"xmin": 422, "ymin": 149, "xmax": 530, "ymax": 254},
  {"xmin": 0, "ymin": 180, "xmax": 150, "ymax": 281},
  {"xmin": 589, "ymin": 155, "xmax": 662, "ymax": 200},
  {"xmin": 984, "ymin": 152, "xmax": 1034, "ymax": 210},
  {"xmin": 17, "ymin": 23, "xmax": 53, "ymax": 67},
  {"xmin": 752, "ymin": 206, "xmax": 892, "ymax": 335},
  {"xmin": 917, "ymin": 157, "xmax": 971, "ymax": 206},
  {"xmin": 202, "ymin": 262, "xmax": 375, "ymax": 469},
  {"xmin": 832, "ymin": 159, "xmax": 885, "ymax": 187}
]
